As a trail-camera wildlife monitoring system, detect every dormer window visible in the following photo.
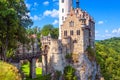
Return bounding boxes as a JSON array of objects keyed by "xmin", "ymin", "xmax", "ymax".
[{"xmin": 69, "ymin": 21, "xmax": 74, "ymax": 27}]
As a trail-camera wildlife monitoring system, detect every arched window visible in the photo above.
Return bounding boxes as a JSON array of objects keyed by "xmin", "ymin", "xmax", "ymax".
[{"xmin": 69, "ymin": 21, "xmax": 74, "ymax": 27}]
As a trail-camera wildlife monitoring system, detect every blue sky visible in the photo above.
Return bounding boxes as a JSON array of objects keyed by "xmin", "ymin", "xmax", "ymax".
[{"xmin": 25, "ymin": 0, "xmax": 120, "ymax": 40}]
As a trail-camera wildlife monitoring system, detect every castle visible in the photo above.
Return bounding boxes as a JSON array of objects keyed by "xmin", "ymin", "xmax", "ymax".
[{"xmin": 41, "ymin": 0, "xmax": 101, "ymax": 80}]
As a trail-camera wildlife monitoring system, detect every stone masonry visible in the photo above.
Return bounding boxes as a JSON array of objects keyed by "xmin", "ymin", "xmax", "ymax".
[{"xmin": 41, "ymin": 1, "xmax": 102, "ymax": 80}]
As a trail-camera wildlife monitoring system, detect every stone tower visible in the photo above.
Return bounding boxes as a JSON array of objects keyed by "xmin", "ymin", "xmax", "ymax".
[
  {"xmin": 61, "ymin": 0, "xmax": 95, "ymax": 55},
  {"xmin": 59, "ymin": 0, "xmax": 73, "ymax": 39}
]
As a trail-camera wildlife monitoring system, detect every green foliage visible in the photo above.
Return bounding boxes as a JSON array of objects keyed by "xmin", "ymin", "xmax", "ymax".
[
  {"xmin": 41, "ymin": 24, "xmax": 54, "ymax": 36},
  {"xmin": 21, "ymin": 63, "xmax": 43, "ymax": 80},
  {"xmin": 86, "ymin": 46, "xmax": 95, "ymax": 61},
  {"xmin": 55, "ymin": 70, "xmax": 62, "ymax": 80},
  {"xmin": 64, "ymin": 65, "xmax": 77, "ymax": 80},
  {"xmin": 65, "ymin": 53, "xmax": 72, "ymax": 63},
  {"xmin": 0, "ymin": 0, "xmax": 32, "ymax": 61},
  {"xmin": 26, "ymin": 27, "xmax": 41, "ymax": 50},
  {"xmin": 0, "ymin": 61, "xmax": 22, "ymax": 80},
  {"xmin": 41, "ymin": 24, "xmax": 59, "ymax": 39},
  {"xmin": 6, "ymin": 48, "xmax": 15, "ymax": 58},
  {"xmin": 96, "ymin": 37, "xmax": 120, "ymax": 80},
  {"xmin": 65, "ymin": 53, "xmax": 72, "ymax": 59}
]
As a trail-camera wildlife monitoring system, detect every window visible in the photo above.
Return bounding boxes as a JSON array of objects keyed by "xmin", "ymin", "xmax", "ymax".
[
  {"xmin": 62, "ymin": 8, "xmax": 64, "ymax": 13},
  {"xmin": 62, "ymin": 0, "xmax": 64, "ymax": 3},
  {"xmin": 69, "ymin": 21, "xmax": 74, "ymax": 27},
  {"xmin": 77, "ymin": 30, "xmax": 80, "ymax": 35},
  {"xmin": 62, "ymin": 16, "xmax": 64, "ymax": 20},
  {"xmin": 70, "ymin": 30, "xmax": 74, "ymax": 35},
  {"xmin": 64, "ymin": 30, "xmax": 67, "ymax": 36}
]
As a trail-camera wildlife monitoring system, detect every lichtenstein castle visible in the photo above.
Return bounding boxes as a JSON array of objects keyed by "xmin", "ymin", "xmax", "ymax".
[{"xmin": 41, "ymin": 0, "xmax": 102, "ymax": 80}]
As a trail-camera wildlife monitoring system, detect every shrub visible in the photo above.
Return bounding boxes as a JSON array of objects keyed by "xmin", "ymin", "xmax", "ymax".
[
  {"xmin": 64, "ymin": 65, "xmax": 77, "ymax": 80},
  {"xmin": 86, "ymin": 46, "xmax": 95, "ymax": 61},
  {"xmin": 0, "ymin": 61, "xmax": 22, "ymax": 80}
]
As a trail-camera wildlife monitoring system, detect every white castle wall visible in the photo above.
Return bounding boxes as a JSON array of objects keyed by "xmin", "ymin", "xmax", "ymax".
[{"xmin": 59, "ymin": 0, "xmax": 72, "ymax": 39}]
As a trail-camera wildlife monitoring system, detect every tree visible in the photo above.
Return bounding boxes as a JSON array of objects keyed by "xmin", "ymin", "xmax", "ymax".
[
  {"xmin": 41, "ymin": 24, "xmax": 59, "ymax": 39},
  {"xmin": 96, "ymin": 37, "xmax": 120, "ymax": 80},
  {"xmin": 0, "ymin": 0, "xmax": 33, "ymax": 61}
]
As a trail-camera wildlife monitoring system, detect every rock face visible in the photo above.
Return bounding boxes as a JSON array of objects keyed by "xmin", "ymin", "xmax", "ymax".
[
  {"xmin": 41, "ymin": 35, "xmax": 101, "ymax": 79},
  {"xmin": 75, "ymin": 54, "xmax": 98, "ymax": 80}
]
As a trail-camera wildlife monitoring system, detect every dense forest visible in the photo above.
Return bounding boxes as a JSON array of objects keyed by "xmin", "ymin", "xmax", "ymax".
[{"xmin": 96, "ymin": 37, "xmax": 120, "ymax": 80}]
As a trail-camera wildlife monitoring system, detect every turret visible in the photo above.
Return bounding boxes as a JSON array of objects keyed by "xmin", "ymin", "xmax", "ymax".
[
  {"xmin": 76, "ymin": 0, "xmax": 80, "ymax": 8},
  {"xmin": 59, "ymin": 0, "xmax": 73, "ymax": 39}
]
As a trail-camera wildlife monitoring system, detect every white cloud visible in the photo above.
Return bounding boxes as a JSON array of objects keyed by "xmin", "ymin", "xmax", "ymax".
[
  {"xmin": 26, "ymin": 3, "xmax": 31, "ymax": 9},
  {"xmin": 112, "ymin": 28, "xmax": 120, "ymax": 34},
  {"xmin": 43, "ymin": 1, "xmax": 49, "ymax": 6},
  {"xmin": 31, "ymin": 15, "xmax": 41, "ymax": 21},
  {"xmin": 95, "ymin": 30, "xmax": 99, "ymax": 34},
  {"xmin": 27, "ymin": 12, "xmax": 31, "ymax": 16},
  {"xmin": 98, "ymin": 21, "xmax": 104, "ymax": 24},
  {"xmin": 53, "ymin": 0, "xmax": 59, "ymax": 6},
  {"xmin": 96, "ymin": 28, "xmax": 120, "ymax": 40},
  {"xmin": 43, "ymin": 9, "xmax": 59, "ymax": 18},
  {"xmin": 52, "ymin": 20, "xmax": 59, "ymax": 25},
  {"xmin": 105, "ymin": 30, "xmax": 109, "ymax": 33},
  {"xmin": 34, "ymin": 2, "xmax": 39, "ymax": 6}
]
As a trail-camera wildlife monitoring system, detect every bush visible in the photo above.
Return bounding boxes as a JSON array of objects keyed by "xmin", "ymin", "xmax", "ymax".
[
  {"xmin": 86, "ymin": 46, "xmax": 95, "ymax": 61},
  {"xmin": 0, "ymin": 61, "xmax": 22, "ymax": 80},
  {"xmin": 64, "ymin": 65, "xmax": 77, "ymax": 80}
]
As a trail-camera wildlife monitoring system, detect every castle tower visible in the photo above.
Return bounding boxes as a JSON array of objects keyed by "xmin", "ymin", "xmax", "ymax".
[{"xmin": 59, "ymin": 0, "xmax": 73, "ymax": 39}]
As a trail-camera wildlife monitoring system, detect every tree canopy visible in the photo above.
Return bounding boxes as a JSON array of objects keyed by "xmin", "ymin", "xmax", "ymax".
[
  {"xmin": 0, "ymin": 0, "xmax": 33, "ymax": 61},
  {"xmin": 41, "ymin": 24, "xmax": 59, "ymax": 39},
  {"xmin": 96, "ymin": 37, "xmax": 120, "ymax": 80}
]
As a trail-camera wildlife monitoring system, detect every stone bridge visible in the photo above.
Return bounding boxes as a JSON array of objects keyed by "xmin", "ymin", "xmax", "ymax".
[{"xmin": 10, "ymin": 51, "xmax": 45, "ymax": 79}]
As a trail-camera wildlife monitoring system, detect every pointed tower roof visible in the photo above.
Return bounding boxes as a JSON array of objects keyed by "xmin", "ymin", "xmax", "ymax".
[
  {"xmin": 48, "ymin": 33, "xmax": 51, "ymax": 37},
  {"xmin": 76, "ymin": 0, "xmax": 80, "ymax": 8}
]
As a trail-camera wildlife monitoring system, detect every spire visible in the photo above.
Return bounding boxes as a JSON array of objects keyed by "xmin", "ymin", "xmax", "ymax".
[
  {"xmin": 76, "ymin": 0, "xmax": 79, "ymax": 8},
  {"xmin": 48, "ymin": 33, "xmax": 51, "ymax": 37}
]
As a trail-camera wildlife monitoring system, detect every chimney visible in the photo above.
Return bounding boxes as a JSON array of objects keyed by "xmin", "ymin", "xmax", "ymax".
[{"xmin": 76, "ymin": 0, "xmax": 79, "ymax": 8}]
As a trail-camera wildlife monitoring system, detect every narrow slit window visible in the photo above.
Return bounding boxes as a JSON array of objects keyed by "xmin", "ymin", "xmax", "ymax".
[
  {"xmin": 70, "ymin": 30, "xmax": 74, "ymax": 35},
  {"xmin": 64, "ymin": 30, "xmax": 67, "ymax": 36}
]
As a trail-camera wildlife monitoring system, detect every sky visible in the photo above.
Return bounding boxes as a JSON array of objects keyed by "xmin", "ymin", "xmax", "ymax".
[{"xmin": 25, "ymin": 0, "xmax": 120, "ymax": 40}]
